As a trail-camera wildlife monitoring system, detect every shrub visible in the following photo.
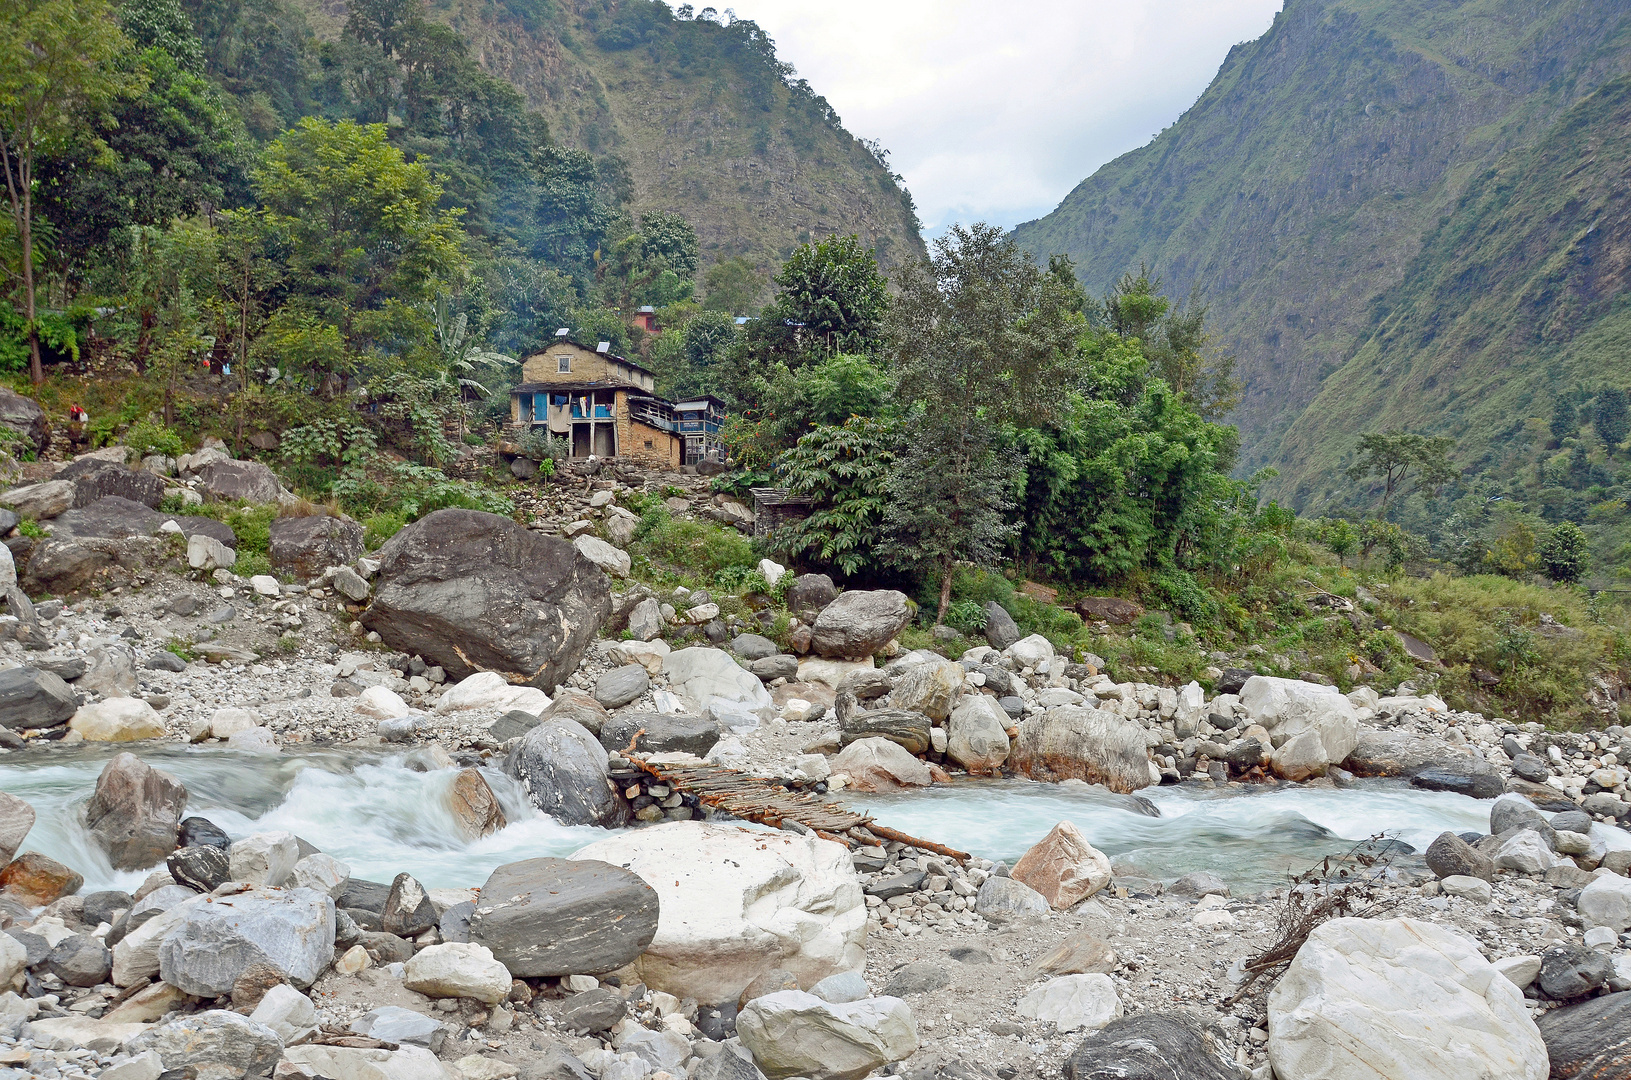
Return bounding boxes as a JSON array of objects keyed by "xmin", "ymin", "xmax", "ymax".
[
  {"xmin": 630, "ymin": 514, "xmax": 758, "ymax": 585},
  {"xmin": 123, "ymin": 419, "xmax": 186, "ymax": 459},
  {"xmin": 364, "ymin": 511, "xmax": 408, "ymax": 549}
]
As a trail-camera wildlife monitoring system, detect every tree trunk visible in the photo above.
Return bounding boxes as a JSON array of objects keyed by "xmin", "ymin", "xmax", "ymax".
[
  {"xmin": 21, "ymin": 186, "xmax": 41, "ymax": 385},
  {"xmin": 935, "ymin": 558, "xmax": 954, "ymax": 626}
]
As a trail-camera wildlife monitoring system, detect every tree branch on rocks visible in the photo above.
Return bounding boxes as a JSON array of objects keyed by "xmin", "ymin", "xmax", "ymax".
[{"xmin": 1224, "ymin": 836, "xmax": 1400, "ymax": 1006}]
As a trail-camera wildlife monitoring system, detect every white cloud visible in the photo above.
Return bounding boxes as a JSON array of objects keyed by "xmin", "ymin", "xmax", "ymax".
[{"xmin": 679, "ymin": 1, "xmax": 1284, "ymax": 234}]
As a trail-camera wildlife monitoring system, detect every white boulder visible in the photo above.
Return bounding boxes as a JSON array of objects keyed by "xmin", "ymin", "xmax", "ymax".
[
  {"xmin": 1494, "ymin": 831, "xmax": 1567, "ymax": 874},
  {"xmin": 1016, "ymin": 973, "xmax": 1121, "ymax": 1032},
  {"xmin": 1266, "ymin": 917, "xmax": 1547, "ymax": 1080},
  {"xmin": 1005, "ymin": 634, "xmax": 1055, "ymax": 669},
  {"xmin": 572, "ymin": 534, "xmax": 631, "ymax": 579},
  {"xmin": 663, "ymin": 647, "xmax": 774, "ymax": 716},
  {"xmin": 737, "ymin": 990, "xmax": 917, "ymax": 1080},
  {"xmin": 284, "ymin": 1044, "xmax": 453, "ymax": 1080},
  {"xmin": 570, "ymin": 822, "xmax": 866, "ymax": 1006},
  {"xmin": 402, "ymin": 943, "xmax": 512, "ymax": 1005},
  {"xmin": 249, "ymin": 984, "xmax": 319, "ymax": 1045},
  {"xmin": 946, "ymin": 694, "xmax": 1012, "ymax": 774},
  {"xmin": 435, "ymin": 671, "xmax": 550, "ymax": 715},
  {"xmin": 67, "ymin": 698, "xmax": 166, "ymax": 742},
  {"xmin": 229, "ymin": 831, "xmax": 301, "ymax": 887},
  {"xmin": 1240, "ymin": 676, "xmax": 1360, "ymax": 781},
  {"xmin": 829, "ymin": 737, "xmax": 931, "ymax": 791},
  {"xmin": 355, "ymin": 685, "xmax": 411, "ymax": 719},
  {"xmin": 1577, "ymin": 873, "xmax": 1631, "ymax": 932}
]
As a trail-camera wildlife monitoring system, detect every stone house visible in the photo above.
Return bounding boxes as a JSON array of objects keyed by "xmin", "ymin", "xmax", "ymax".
[{"xmin": 509, "ymin": 332, "xmax": 725, "ymax": 469}]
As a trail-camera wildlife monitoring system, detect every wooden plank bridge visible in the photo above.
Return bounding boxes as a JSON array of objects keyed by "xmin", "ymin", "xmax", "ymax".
[{"xmin": 624, "ymin": 753, "xmax": 970, "ymax": 863}]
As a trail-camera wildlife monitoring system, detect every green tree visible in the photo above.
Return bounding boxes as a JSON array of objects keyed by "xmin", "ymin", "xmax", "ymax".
[
  {"xmin": 702, "ymin": 255, "xmax": 767, "ymax": 314},
  {"xmin": 1013, "ymin": 340, "xmax": 1238, "ymax": 585},
  {"xmin": 1102, "ymin": 265, "xmax": 1168, "ymax": 342},
  {"xmin": 1594, "ymin": 387, "xmax": 1629, "ymax": 453},
  {"xmin": 40, "ymin": 43, "xmax": 251, "ymax": 272},
  {"xmin": 744, "ymin": 234, "xmax": 889, "ymax": 369},
  {"xmin": 253, "ymin": 117, "xmax": 466, "ymax": 338},
  {"xmin": 775, "ymin": 415, "xmax": 899, "ymax": 576},
  {"xmin": 0, "ymin": 0, "xmax": 143, "ymax": 382},
  {"xmin": 532, "ymin": 145, "xmax": 620, "ymax": 281},
  {"xmin": 883, "ymin": 223, "xmax": 1081, "ymax": 623},
  {"xmin": 1344, "ymin": 430, "xmax": 1457, "ymax": 518},
  {"xmin": 1323, "ymin": 518, "xmax": 1359, "ymax": 567},
  {"xmin": 1539, "ymin": 521, "xmax": 1588, "ymax": 584}
]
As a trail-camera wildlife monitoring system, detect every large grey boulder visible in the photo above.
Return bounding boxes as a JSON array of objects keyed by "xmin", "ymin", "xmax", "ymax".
[
  {"xmin": 505, "ymin": 718, "xmax": 629, "ymax": 826},
  {"xmin": 0, "ymin": 792, "xmax": 34, "ymax": 865},
  {"xmin": 1535, "ymin": 991, "xmax": 1631, "ymax": 1080},
  {"xmin": 1065, "ymin": 1013, "xmax": 1243, "ymax": 1080},
  {"xmin": 159, "ymin": 885, "xmax": 336, "ymax": 994},
  {"xmin": 44, "ymin": 934, "xmax": 112, "ymax": 987},
  {"xmin": 593, "ymin": 664, "xmax": 649, "ymax": 709},
  {"xmin": 1266, "ymin": 917, "xmax": 1547, "ymax": 1080},
  {"xmin": 382, "ymin": 873, "xmax": 438, "ymax": 938},
  {"xmin": 811, "ymin": 591, "xmax": 912, "ymax": 659},
  {"xmin": 1425, "ymin": 831, "xmax": 1494, "ymax": 882},
  {"xmin": 360, "ymin": 509, "xmax": 611, "ymax": 691},
  {"xmin": 80, "ymin": 642, "xmax": 138, "ymax": 698},
  {"xmin": 839, "ymin": 709, "xmax": 932, "ymax": 755},
  {"xmin": 127, "ymin": 1010, "xmax": 283, "ymax": 1079},
  {"xmin": 0, "ymin": 667, "xmax": 77, "ymax": 729},
  {"xmin": 786, "ymin": 574, "xmax": 839, "ymax": 613},
  {"xmin": 737, "ymin": 990, "xmax": 918, "ymax": 1080},
  {"xmin": 196, "ymin": 458, "xmax": 282, "ymax": 503},
  {"xmin": 664, "ymin": 647, "xmax": 775, "ymax": 715},
  {"xmin": 0, "ymin": 388, "xmax": 47, "ymax": 455},
  {"xmin": 468, "ymin": 857, "xmax": 659, "ymax": 977},
  {"xmin": 348, "ymin": 1004, "xmax": 443, "ymax": 1047},
  {"xmin": 598, "ymin": 713, "xmax": 721, "ymax": 757},
  {"xmin": 60, "ymin": 462, "xmax": 166, "ymax": 510},
  {"xmin": 268, "ymin": 515, "xmax": 364, "ymax": 581},
  {"xmin": 1, "ymin": 480, "xmax": 74, "ymax": 520},
  {"xmin": 886, "ymin": 658, "xmax": 964, "ymax": 721},
  {"xmin": 21, "ymin": 535, "xmax": 164, "ymax": 595},
  {"xmin": 50, "ymin": 495, "xmax": 163, "ymax": 538},
  {"xmin": 974, "ymin": 877, "xmax": 1050, "ymax": 921},
  {"xmin": 1009, "ymin": 706, "xmax": 1152, "ymax": 792},
  {"xmin": 83, "ymin": 752, "xmax": 188, "ymax": 871},
  {"xmin": 982, "ymin": 602, "xmax": 1021, "ymax": 651},
  {"xmin": 168, "ymin": 845, "xmax": 231, "ymax": 892}
]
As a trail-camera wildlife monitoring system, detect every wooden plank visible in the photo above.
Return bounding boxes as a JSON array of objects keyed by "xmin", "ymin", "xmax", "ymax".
[{"xmin": 625, "ymin": 753, "xmax": 967, "ymax": 862}]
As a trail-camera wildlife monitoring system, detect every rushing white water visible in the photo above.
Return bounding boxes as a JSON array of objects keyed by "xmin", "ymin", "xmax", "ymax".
[
  {"xmin": 854, "ymin": 778, "xmax": 1631, "ymax": 892},
  {"xmin": 4, "ymin": 747, "xmax": 1626, "ymax": 896},
  {"xmin": 0, "ymin": 746, "xmax": 611, "ymax": 893}
]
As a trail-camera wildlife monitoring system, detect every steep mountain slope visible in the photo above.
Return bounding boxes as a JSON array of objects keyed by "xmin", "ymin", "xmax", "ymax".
[
  {"xmin": 1276, "ymin": 75, "xmax": 1631, "ymax": 507},
  {"xmin": 1011, "ymin": 0, "xmax": 1631, "ymax": 499},
  {"xmin": 289, "ymin": 0, "xmax": 926, "ymax": 273}
]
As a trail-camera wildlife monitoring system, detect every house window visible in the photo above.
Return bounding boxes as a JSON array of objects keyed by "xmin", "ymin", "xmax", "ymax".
[
  {"xmin": 557, "ymin": 355, "xmax": 571, "ymax": 373},
  {"xmin": 644, "ymin": 440, "xmax": 653, "ymax": 449}
]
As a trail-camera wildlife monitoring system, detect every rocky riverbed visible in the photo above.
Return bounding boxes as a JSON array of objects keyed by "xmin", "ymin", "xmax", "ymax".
[{"xmin": 1, "ymin": 453, "xmax": 1631, "ymax": 1080}]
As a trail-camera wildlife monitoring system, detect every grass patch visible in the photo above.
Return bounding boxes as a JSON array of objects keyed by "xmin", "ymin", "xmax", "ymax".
[{"xmin": 628, "ymin": 511, "xmax": 760, "ymax": 590}]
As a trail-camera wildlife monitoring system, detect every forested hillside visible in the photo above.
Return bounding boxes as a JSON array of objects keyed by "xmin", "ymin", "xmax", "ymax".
[
  {"xmin": 1012, "ymin": 0, "xmax": 1631, "ymax": 507},
  {"xmin": 198, "ymin": 0, "xmax": 925, "ymax": 277}
]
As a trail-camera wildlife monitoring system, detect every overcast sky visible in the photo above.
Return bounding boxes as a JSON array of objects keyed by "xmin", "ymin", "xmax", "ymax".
[{"xmin": 680, "ymin": 1, "xmax": 1285, "ymax": 234}]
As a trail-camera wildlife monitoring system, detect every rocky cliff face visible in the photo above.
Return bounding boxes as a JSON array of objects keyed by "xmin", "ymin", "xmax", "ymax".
[
  {"xmin": 1012, "ymin": 0, "xmax": 1631, "ymax": 503},
  {"xmin": 293, "ymin": 0, "xmax": 926, "ymax": 273}
]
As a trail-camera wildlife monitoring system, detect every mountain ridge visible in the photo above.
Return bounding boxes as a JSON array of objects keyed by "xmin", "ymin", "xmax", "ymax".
[{"xmin": 1012, "ymin": 0, "xmax": 1631, "ymax": 506}]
